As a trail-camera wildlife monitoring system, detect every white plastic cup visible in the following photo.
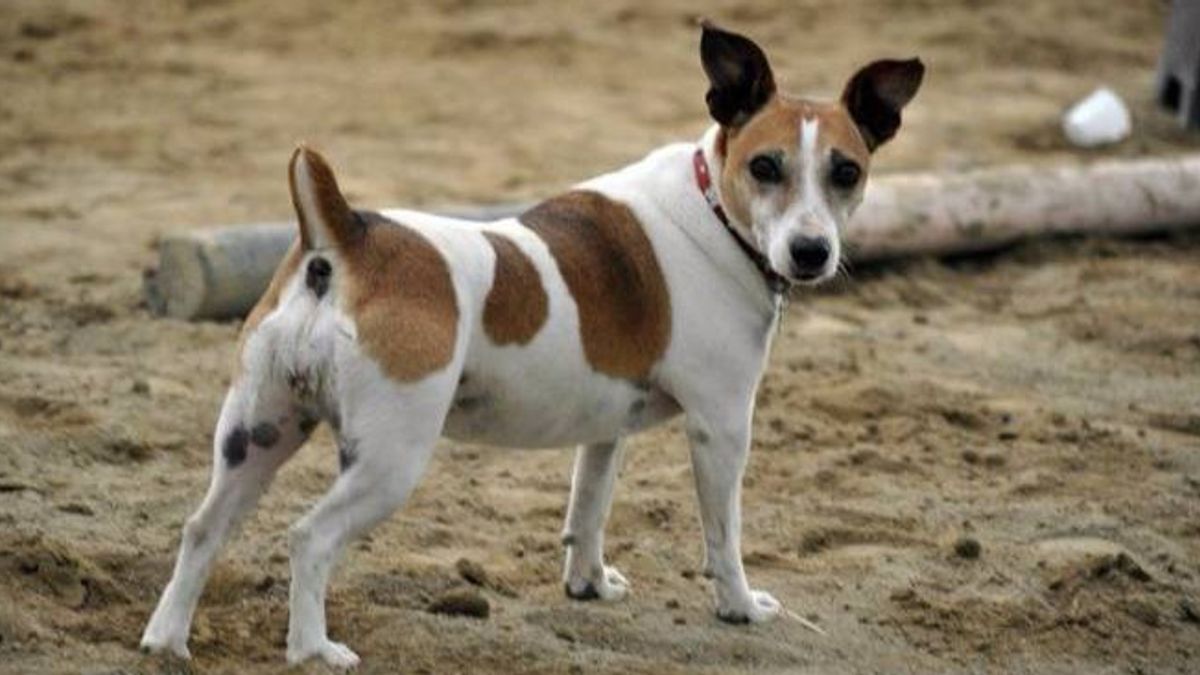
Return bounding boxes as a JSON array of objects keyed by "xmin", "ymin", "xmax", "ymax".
[{"xmin": 1062, "ymin": 87, "xmax": 1132, "ymax": 148}]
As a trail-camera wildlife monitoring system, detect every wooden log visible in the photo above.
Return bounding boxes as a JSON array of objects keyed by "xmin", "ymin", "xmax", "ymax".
[
  {"xmin": 144, "ymin": 223, "xmax": 297, "ymax": 321},
  {"xmin": 848, "ymin": 154, "xmax": 1200, "ymax": 260},
  {"xmin": 145, "ymin": 155, "xmax": 1200, "ymax": 321}
]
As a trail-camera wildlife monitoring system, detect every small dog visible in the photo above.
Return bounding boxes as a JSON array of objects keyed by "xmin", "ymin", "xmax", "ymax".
[{"xmin": 141, "ymin": 22, "xmax": 922, "ymax": 667}]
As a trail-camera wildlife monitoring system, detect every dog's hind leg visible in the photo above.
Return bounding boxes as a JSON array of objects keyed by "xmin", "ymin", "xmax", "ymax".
[
  {"xmin": 285, "ymin": 370, "xmax": 451, "ymax": 668},
  {"xmin": 141, "ymin": 380, "xmax": 312, "ymax": 659},
  {"xmin": 561, "ymin": 439, "xmax": 630, "ymax": 601}
]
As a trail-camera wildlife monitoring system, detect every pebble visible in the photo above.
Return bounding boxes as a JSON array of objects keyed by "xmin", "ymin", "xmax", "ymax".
[
  {"xmin": 455, "ymin": 557, "xmax": 488, "ymax": 587},
  {"xmin": 56, "ymin": 502, "xmax": 94, "ymax": 516},
  {"xmin": 954, "ymin": 537, "xmax": 982, "ymax": 560},
  {"xmin": 1180, "ymin": 598, "xmax": 1200, "ymax": 624},
  {"xmin": 428, "ymin": 588, "xmax": 489, "ymax": 619}
]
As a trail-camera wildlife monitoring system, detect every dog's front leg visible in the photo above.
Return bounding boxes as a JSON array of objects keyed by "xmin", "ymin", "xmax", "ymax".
[
  {"xmin": 561, "ymin": 440, "xmax": 629, "ymax": 601},
  {"xmin": 686, "ymin": 414, "xmax": 781, "ymax": 623}
]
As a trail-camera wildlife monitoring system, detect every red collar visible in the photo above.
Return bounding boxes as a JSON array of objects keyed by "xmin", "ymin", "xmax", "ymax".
[
  {"xmin": 692, "ymin": 146, "xmax": 730, "ymax": 226},
  {"xmin": 692, "ymin": 147, "xmax": 791, "ymax": 295}
]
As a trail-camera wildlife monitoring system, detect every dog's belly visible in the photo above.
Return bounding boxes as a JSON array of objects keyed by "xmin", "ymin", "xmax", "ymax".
[{"xmin": 442, "ymin": 366, "xmax": 680, "ymax": 448}]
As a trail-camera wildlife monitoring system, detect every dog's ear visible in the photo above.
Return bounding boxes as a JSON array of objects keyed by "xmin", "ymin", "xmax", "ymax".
[
  {"xmin": 700, "ymin": 21, "xmax": 776, "ymax": 127},
  {"xmin": 288, "ymin": 145, "xmax": 360, "ymax": 250},
  {"xmin": 841, "ymin": 58, "xmax": 924, "ymax": 152},
  {"xmin": 840, "ymin": 58, "xmax": 921, "ymax": 151}
]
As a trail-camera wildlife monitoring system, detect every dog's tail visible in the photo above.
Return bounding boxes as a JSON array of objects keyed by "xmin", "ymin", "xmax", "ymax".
[{"xmin": 287, "ymin": 145, "xmax": 364, "ymax": 252}]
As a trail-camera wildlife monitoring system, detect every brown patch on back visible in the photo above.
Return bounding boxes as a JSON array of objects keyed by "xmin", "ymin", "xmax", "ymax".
[
  {"xmin": 520, "ymin": 191, "xmax": 670, "ymax": 380},
  {"xmin": 481, "ymin": 232, "xmax": 548, "ymax": 346},
  {"xmin": 719, "ymin": 96, "xmax": 871, "ymax": 227},
  {"xmin": 235, "ymin": 239, "xmax": 304, "ymax": 375},
  {"xmin": 340, "ymin": 212, "xmax": 458, "ymax": 382}
]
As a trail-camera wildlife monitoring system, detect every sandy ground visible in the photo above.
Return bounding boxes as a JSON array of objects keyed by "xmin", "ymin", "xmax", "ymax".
[{"xmin": 2, "ymin": 1, "xmax": 1200, "ymax": 673}]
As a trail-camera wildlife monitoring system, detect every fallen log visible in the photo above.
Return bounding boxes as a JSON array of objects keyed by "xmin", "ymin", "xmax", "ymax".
[
  {"xmin": 848, "ymin": 154, "xmax": 1200, "ymax": 260},
  {"xmin": 144, "ymin": 154, "xmax": 1200, "ymax": 321},
  {"xmin": 144, "ymin": 223, "xmax": 297, "ymax": 321}
]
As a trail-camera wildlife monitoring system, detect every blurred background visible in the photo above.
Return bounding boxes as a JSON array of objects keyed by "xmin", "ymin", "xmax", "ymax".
[{"xmin": 2, "ymin": 2, "xmax": 1198, "ymax": 674}]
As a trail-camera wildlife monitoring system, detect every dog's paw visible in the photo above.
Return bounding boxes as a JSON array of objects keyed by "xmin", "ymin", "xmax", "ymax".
[
  {"xmin": 139, "ymin": 632, "xmax": 192, "ymax": 661},
  {"xmin": 564, "ymin": 565, "xmax": 629, "ymax": 601},
  {"xmin": 287, "ymin": 639, "xmax": 361, "ymax": 670},
  {"xmin": 716, "ymin": 589, "xmax": 782, "ymax": 624}
]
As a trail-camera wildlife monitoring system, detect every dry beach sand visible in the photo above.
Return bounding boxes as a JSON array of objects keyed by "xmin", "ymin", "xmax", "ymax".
[{"xmin": 2, "ymin": 1, "xmax": 1199, "ymax": 673}]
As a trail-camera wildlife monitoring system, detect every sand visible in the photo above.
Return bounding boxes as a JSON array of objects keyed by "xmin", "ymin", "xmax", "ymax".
[{"xmin": 1, "ymin": 1, "xmax": 1199, "ymax": 673}]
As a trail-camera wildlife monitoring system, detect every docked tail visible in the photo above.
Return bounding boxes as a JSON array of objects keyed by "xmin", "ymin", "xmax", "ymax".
[{"xmin": 288, "ymin": 145, "xmax": 363, "ymax": 251}]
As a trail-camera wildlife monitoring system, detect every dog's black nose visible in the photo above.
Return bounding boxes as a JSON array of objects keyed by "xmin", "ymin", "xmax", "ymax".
[{"xmin": 789, "ymin": 237, "xmax": 830, "ymax": 276}]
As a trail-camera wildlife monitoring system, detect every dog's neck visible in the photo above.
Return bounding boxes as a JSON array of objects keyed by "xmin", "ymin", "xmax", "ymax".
[
  {"xmin": 693, "ymin": 129, "xmax": 792, "ymax": 298},
  {"xmin": 678, "ymin": 125, "xmax": 785, "ymax": 317}
]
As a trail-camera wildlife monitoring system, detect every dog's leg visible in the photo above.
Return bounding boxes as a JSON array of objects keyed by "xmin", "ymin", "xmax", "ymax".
[
  {"xmin": 561, "ymin": 439, "xmax": 629, "ymax": 601},
  {"xmin": 285, "ymin": 375, "xmax": 449, "ymax": 669},
  {"xmin": 686, "ymin": 413, "xmax": 781, "ymax": 624},
  {"xmin": 141, "ymin": 385, "xmax": 310, "ymax": 658}
]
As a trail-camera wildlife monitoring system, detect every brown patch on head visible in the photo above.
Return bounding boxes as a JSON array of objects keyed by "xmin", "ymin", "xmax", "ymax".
[
  {"xmin": 718, "ymin": 97, "xmax": 871, "ymax": 229},
  {"xmin": 340, "ymin": 212, "xmax": 459, "ymax": 382},
  {"xmin": 235, "ymin": 239, "xmax": 304, "ymax": 375},
  {"xmin": 481, "ymin": 232, "xmax": 548, "ymax": 346},
  {"xmin": 520, "ymin": 191, "xmax": 670, "ymax": 380}
]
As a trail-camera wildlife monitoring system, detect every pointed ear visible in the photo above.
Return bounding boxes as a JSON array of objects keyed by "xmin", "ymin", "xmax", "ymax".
[
  {"xmin": 700, "ymin": 21, "xmax": 776, "ymax": 127},
  {"xmin": 288, "ymin": 145, "xmax": 357, "ymax": 250},
  {"xmin": 841, "ymin": 58, "xmax": 924, "ymax": 151}
]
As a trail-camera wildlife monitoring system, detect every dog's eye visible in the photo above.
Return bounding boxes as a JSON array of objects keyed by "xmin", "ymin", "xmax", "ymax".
[
  {"xmin": 830, "ymin": 159, "xmax": 861, "ymax": 190},
  {"xmin": 748, "ymin": 155, "xmax": 784, "ymax": 184}
]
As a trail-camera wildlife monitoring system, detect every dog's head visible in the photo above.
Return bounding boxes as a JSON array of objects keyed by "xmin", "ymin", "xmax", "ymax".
[{"xmin": 700, "ymin": 22, "xmax": 923, "ymax": 284}]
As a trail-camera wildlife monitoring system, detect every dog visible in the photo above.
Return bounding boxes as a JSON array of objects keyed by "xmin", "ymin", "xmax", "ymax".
[{"xmin": 140, "ymin": 22, "xmax": 922, "ymax": 668}]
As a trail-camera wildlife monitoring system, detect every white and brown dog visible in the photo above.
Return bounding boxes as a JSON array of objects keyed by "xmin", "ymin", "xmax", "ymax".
[{"xmin": 141, "ymin": 23, "xmax": 922, "ymax": 668}]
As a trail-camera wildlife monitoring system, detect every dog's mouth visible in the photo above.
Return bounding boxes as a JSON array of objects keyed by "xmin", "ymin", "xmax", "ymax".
[{"xmin": 788, "ymin": 269, "xmax": 836, "ymax": 287}]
